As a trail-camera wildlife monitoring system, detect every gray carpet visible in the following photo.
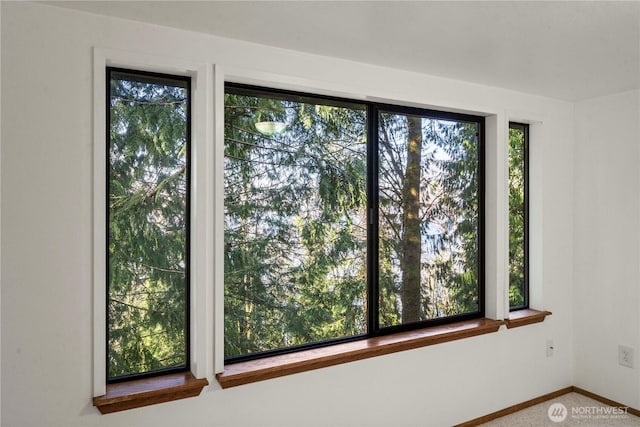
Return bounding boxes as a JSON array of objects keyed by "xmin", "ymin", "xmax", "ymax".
[{"xmin": 479, "ymin": 392, "xmax": 640, "ymax": 427}]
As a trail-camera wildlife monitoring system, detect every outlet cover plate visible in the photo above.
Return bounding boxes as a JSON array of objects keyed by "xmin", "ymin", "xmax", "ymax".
[
  {"xmin": 546, "ymin": 339, "xmax": 554, "ymax": 357},
  {"xmin": 619, "ymin": 345, "xmax": 634, "ymax": 368}
]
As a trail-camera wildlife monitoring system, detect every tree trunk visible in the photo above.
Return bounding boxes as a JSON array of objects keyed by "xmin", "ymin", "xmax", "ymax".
[{"xmin": 401, "ymin": 115, "xmax": 422, "ymax": 322}]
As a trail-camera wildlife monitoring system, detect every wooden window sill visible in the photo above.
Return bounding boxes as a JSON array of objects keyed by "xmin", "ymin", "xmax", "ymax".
[
  {"xmin": 93, "ymin": 372, "xmax": 208, "ymax": 414},
  {"xmin": 216, "ymin": 317, "xmax": 503, "ymax": 389},
  {"xmin": 505, "ymin": 308, "xmax": 552, "ymax": 329}
]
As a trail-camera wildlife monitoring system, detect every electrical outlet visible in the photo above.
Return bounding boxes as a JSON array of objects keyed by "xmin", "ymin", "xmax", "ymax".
[
  {"xmin": 546, "ymin": 339, "xmax": 554, "ymax": 357},
  {"xmin": 619, "ymin": 345, "xmax": 634, "ymax": 368}
]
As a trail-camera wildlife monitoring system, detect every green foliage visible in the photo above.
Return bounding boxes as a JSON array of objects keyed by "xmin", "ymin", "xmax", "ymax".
[
  {"xmin": 224, "ymin": 92, "xmax": 367, "ymax": 357},
  {"xmin": 378, "ymin": 113, "xmax": 480, "ymax": 326},
  {"xmin": 108, "ymin": 75, "xmax": 489, "ymax": 371},
  {"xmin": 508, "ymin": 126, "xmax": 526, "ymax": 308},
  {"xmin": 225, "ymin": 90, "xmax": 482, "ymax": 356},
  {"xmin": 108, "ymin": 72, "xmax": 188, "ymax": 379}
]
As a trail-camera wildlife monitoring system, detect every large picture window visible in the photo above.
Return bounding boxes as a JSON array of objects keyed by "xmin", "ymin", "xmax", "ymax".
[
  {"xmin": 224, "ymin": 84, "xmax": 484, "ymax": 362},
  {"xmin": 107, "ymin": 68, "xmax": 191, "ymax": 381}
]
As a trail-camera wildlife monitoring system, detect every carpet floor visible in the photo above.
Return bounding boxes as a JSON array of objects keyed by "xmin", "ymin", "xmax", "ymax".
[{"xmin": 478, "ymin": 392, "xmax": 640, "ymax": 426}]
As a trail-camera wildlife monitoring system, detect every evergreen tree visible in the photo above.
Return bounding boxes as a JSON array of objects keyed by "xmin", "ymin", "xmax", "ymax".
[
  {"xmin": 107, "ymin": 72, "xmax": 189, "ymax": 378},
  {"xmin": 224, "ymin": 91, "xmax": 367, "ymax": 357},
  {"xmin": 508, "ymin": 126, "xmax": 526, "ymax": 307}
]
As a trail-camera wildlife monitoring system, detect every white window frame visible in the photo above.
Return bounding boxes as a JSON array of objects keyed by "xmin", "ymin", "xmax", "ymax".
[
  {"xmin": 502, "ymin": 111, "xmax": 544, "ymax": 319},
  {"xmin": 92, "ymin": 48, "xmax": 217, "ymax": 396},
  {"xmin": 505, "ymin": 115, "xmax": 544, "ymax": 313},
  {"xmin": 93, "ymin": 54, "xmax": 548, "ymax": 395}
]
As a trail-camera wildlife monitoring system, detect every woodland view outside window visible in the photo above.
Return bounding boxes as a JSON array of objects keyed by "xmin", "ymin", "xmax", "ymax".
[
  {"xmin": 224, "ymin": 84, "xmax": 484, "ymax": 362},
  {"xmin": 107, "ymin": 68, "xmax": 190, "ymax": 381},
  {"xmin": 377, "ymin": 109, "xmax": 483, "ymax": 329},
  {"xmin": 508, "ymin": 122, "xmax": 529, "ymax": 310}
]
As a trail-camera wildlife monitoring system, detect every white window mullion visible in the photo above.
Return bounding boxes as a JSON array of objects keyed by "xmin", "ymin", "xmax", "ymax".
[
  {"xmin": 190, "ymin": 63, "xmax": 215, "ymax": 382},
  {"xmin": 213, "ymin": 65, "xmax": 225, "ymax": 374},
  {"xmin": 484, "ymin": 113, "xmax": 509, "ymax": 321}
]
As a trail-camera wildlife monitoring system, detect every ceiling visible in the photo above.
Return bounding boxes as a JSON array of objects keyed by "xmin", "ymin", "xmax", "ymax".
[{"xmin": 48, "ymin": 1, "xmax": 640, "ymax": 101}]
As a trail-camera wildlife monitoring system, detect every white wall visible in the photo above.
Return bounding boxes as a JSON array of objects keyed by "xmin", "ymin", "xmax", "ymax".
[
  {"xmin": 0, "ymin": 1, "xmax": 3, "ymax": 423},
  {"xmin": 573, "ymin": 90, "xmax": 640, "ymax": 408},
  {"xmin": 1, "ymin": 2, "xmax": 574, "ymax": 426}
]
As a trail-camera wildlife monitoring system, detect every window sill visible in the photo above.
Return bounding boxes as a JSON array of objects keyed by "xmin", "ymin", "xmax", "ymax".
[
  {"xmin": 216, "ymin": 318, "xmax": 503, "ymax": 389},
  {"xmin": 93, "ymin": 372, "xmax": 208, "ymax": 414},
  {"xmin": 505, "ymin": 308, "xmax": 552, "ymax": 329}
]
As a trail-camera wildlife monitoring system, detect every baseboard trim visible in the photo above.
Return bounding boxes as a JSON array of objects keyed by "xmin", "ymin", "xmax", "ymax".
[
  {"xmin": 572, "ymin": 386, "xmax": 640, "ymax": 418},
  {"xmin": 454, "ymin": 386, "xmax": 639, "ymax": 427}
]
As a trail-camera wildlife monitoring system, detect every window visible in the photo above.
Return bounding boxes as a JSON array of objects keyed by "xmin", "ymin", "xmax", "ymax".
[
  {"xmin": 377, "ymin": 108, "xmax": 483, "ymax": 330},
  {"xmin": 107, "ymin": 68, "xmax": 191, "ymax": 381},
  {"xmin": 224, "ymin": 86, "xmax": 367, "ymax": 359},
  {"xmin": 224, "ymin": 84, "xmax": 484, "ymax": 362},
  {"xmin": 508, "ymin": 122, "xmax": 529, "ymax": 310}
]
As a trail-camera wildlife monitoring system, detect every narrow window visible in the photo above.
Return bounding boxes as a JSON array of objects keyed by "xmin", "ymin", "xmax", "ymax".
[
  {"xmin": 508, "ymin": 122, "xmax": 529, "ymax": 310},
  {"xmin": 377, "ymin": 110, "xmax": 483, "ymax": 329},
  {"xmin": 107, "ymin": 68, "xmax": 190, "ymax": 381}
]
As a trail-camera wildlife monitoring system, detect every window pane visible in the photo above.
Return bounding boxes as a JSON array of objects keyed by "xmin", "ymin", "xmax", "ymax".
[
  {"xmin": 509, "ymin": 124, "xmax": 527, "ymax": 309},
  {"xmin": 378, "ymin": 112, "xmax": 480, "ymax": 327},
  {"xmin": 224, "ymin": 88, "xmax": 367, "ymax": 359},
  {"xmin": 107, "ymin": 70, "xmax": 189, "ymax": 380}
]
